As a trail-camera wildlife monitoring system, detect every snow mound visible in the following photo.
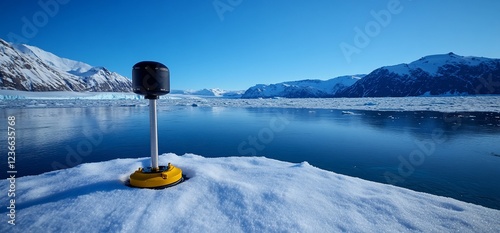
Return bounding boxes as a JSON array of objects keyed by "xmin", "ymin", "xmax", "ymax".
[{"xmin": 1, "ymin": 154, "xmax": 498, "ymax": 232}]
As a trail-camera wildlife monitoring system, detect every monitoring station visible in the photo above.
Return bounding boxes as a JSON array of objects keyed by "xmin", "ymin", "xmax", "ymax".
[{"xmin": 128, "ymin": 61, "xmax": 184, "ymax": 188}]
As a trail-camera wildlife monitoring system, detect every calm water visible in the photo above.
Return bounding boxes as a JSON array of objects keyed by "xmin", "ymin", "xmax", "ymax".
[{"xmin": 1, "ymin": 106, "xmax": 500, "ymax": 210}]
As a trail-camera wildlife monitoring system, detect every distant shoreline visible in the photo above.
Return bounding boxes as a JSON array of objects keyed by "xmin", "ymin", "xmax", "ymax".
[{"xmin": 1, "ymin": 90, "xmax": 500, "ymax": 113}]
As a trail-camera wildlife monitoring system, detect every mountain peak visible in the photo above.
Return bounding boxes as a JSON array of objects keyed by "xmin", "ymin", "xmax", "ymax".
[
  {"xmin": 339, "ymin": 53, "xmax": 500, "ymax": 97},
  {"xmin": 0, "ymin": 39, "xmax": 131, "ymax": 92},
  {"xmin": 383, "ymin": 53, "xmax": 494, "ymax": 76},
  {"xmin": 9, "ymin": 42, "xmax": 94, "ymax": 75}
]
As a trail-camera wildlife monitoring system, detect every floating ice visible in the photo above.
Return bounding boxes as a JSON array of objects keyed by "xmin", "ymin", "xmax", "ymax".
[{"xmin": 2, "ymin": 90, "xmax": 499, "ymax": 113}]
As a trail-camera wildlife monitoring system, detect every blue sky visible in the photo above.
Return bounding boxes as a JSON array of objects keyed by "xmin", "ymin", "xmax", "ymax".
[{"xmin": 1, "ymin": 0, "xmax": 499, "ymax": 90}]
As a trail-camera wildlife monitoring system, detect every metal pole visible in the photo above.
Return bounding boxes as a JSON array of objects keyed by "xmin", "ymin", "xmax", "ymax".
[{"xmin": 149, "ymin": 98, "xmax": 159, "ymax": 170}]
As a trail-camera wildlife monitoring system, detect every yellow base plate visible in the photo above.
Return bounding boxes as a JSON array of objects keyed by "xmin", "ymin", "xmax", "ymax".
[{"xmin": 129, "ymin": 163, "xmax": 183, "ymax": 188}]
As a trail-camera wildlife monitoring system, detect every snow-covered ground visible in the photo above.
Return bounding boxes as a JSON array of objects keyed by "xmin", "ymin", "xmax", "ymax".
[
  {"xmin": 1, "ymin": 90, "xmax": 500, "ymax": 112},
  {"xmin": 1, "ymin": 153, "xmax": 498, "ymax": 232}
]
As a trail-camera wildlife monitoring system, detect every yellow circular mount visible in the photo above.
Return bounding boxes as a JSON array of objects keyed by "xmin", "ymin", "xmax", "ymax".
[{"xmin": 129, "ymin": 163, "xmax": 183, "ymax": 188}]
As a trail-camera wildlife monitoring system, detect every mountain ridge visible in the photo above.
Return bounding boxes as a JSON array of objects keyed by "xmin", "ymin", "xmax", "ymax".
[
  {"xmin": 338, "ymin": 52, "xmax": 500, "ymax": 97},
  {"xmin": 241, "ymin": 75, "xmax": 365, "ymax": 98},
  {"xmin": 0, "ymin": 39, "xmax": 131, "ymax": 92},
  {"xmin": 171, "ymin": 88, "xmax": 244, "ymax": 98},
  {"xmin": 241, "ymin": 53, "xmax": 500, "ymax": 98},
  {"xmin": 2, "ymin": 39, "xmax": 499, "ymax": 97}
]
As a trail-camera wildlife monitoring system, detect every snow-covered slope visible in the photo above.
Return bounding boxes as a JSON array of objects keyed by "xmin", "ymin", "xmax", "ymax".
[
  {"xmin": 339, "ymin": 53, "xmax": 500, "ymax": 97},
  {"xmin": 0, "ymin": 39, "xmax": 131, "ymax": 92},
  {"xmin": 1, "ymin": 153, "xmax": 498, "ymax": 232},
  {"xmin": 10, "ymin": 43, "xmax": 93, "ymax": 75},
  {"xmin": 78, "ymin": 66, "xmax": 132, "ymax": 92},
  {"xmin": 242, "ymin": 75, "xmax": 365, "ymax": 98}
]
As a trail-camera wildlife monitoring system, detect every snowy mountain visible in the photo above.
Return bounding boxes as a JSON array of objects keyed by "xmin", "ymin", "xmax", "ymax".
[
  {"xmin": 171, "ymin": 88, "xmax": 244, "ymax": 98},
  {"xmin": 241, "ymin": 75, "xmax": 365, "ymax": 98},
  {"xmin": 0, "ymin": 39, "xmax": 131, "ymax": 92},
  {"xmin": 338, "ymin": 53, "xmax": 500, "ymax": 97}
]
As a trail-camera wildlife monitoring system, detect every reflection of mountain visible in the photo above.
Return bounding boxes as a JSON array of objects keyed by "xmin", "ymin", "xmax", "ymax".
[
  {"xmin": 0, "ymin": 107, "xmax": 156, "ymax": 179},
  {"xmin": 14, "ymin": 108, "xmax": 139, "ymax": 148},
  {"xmin": 242, "ymin": 107, "xmax": 500, "ymax": 138},
  {"xmin": 4, "ymin": 106, "xmax": 500, "ymax": 210}
]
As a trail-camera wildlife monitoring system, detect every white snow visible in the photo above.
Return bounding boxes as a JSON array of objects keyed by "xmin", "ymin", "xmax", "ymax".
[
  {"xmin": 1, "ymin": 153, "xmax": 498, "ymax": 232},
  {"xmin": 171, "ymin": 88, "xmax": 244, "ymax": 98},
  {"xmin": 284, "ymin": 75, "xmax": 364, "ymax": 93},
  {"xmin": 11, "ymin": 43, "xmax": 93, "ymax": 75},
  {"xmin": 243, "ymin": 75, "xmax": 365, "ymax": 98},
  {"xmin": 2, "ymin": 90, "xmax": 500, "ymax": 113},
  {"xmin": 0, "ymin": 39, "xmax": 131, "ymax": 92}
]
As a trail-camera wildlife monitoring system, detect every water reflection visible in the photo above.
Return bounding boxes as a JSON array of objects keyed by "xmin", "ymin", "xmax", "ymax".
[{"xmin": 0, "ymin": 106, "xmax": 499, "ymax": 209}]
